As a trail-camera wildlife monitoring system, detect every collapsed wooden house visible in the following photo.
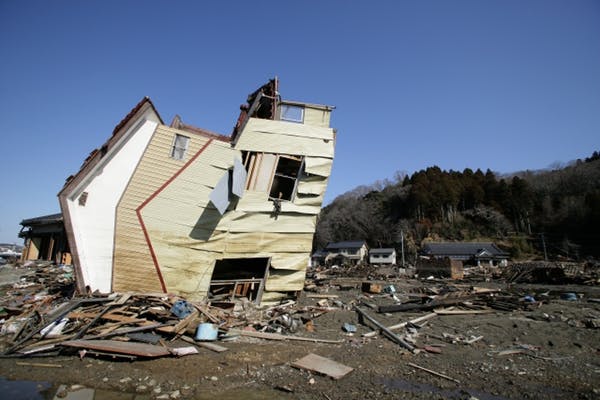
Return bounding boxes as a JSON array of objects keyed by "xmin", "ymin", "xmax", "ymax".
[{"xmin": 58, "ymin": 78, "xmax": 336, "ymax": 304}]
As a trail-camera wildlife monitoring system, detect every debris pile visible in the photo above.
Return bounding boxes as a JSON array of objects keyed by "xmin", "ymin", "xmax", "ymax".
[
  {"xmin": 504, "ymin": 261, "xmax": 600, "ymax": 285},
  {"xmin": 0, "ymin": 259, "xmax": 598, "ymax": 382}
]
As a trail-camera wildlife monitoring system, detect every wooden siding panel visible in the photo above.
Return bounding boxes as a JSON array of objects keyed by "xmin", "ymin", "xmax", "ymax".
[
  {"xmin": 235, "ymin": 119, "xmax": 334, "ymax": 157},
  {"xmin": 265, "ymin": 268, "xmax": 307, "ymax": 291},
  {"xmin": 305, "ymin": 156, "xmax": 333, "ymax": 177},
  {"xmin": 140, "ymin": 139, "xmax": 240, "ymax": 298},
  {"xmin": 235, "ymin": 131, "xmax": 334, "ymax": 158},
  {"xmin": 303, "ymin": 107, "xmax": 331, "ymax": 128},
  {"xmin": 114, "ymin": 125, "xmax": 212, "ymax": 292}
]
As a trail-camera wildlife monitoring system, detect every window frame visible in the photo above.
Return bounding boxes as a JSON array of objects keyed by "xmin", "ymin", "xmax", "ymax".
[
  {"xmin": 243, "ymin": 152, "xmax": 304, "ymax": 202},
  {"xmin": 170, "ymin": 134, "xmax": 190, "ymax": 161},
  {"xmin": 280, "ymin": 104, "xmax": 305, "ymax": 124}
]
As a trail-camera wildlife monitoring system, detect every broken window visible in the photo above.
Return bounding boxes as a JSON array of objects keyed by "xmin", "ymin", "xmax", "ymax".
[
  {"xmin": 269, "ymin": 155, "xmax": 302, "ymax": 200},
  {"xmin": 209, "ymin": 258, "xmax": 269, "ymax": 303},
  {"xmin": 280, "ymin": 104, "xmax": 304, "ymax": 123},
  {"xmin": 170, "ymin": 134, "xmax": 189, "ymax": 160},
  {"xmin": 244, "ymin": 152, "xmax": 303, "ymax": 202}
]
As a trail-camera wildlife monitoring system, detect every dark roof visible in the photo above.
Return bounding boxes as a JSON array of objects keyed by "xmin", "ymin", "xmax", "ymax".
[
  {"xmin": 170, "ymin": 115, "xmax": 231, "ymax": 143},
  {"xmin": 326, "ymin": 241, "xmax": 367, "ymax": 250},
  {"xmin": 370, "ymin": 248, "xmax": 396, "ymax": 254},
  {"xmin": 421, "ymin": 242, "xmax": 508, "ymax": 257},
  {"xmin": 111, "ymin": 96, "xmax": 163, "ymax": 137},
  {"xmin": 20, "ymin": 213, "xmax": 63, "ymax": 226}
]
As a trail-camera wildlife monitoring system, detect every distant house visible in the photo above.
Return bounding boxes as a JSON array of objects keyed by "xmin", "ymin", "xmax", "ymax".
[
  {"xmin": 369, "ymin": 248, "xmax": 397, "ymax": 265},
  {"xmin": 19, "ymin": 213, "xmax": 70, "ymax": 264},
  {"xmin": 310, "ymin": 250, "xmax": 328, "ymax": 267},
  {"xmin": 420, "ymin": 242, "xmax": 509, "ymax": 266},
  {"xmin": 325, "ymin": 240, "xmax": 368, "ymax": 265}
]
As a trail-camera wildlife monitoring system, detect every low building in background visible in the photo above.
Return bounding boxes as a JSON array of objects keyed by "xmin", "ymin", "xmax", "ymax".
[
  {"xmin": 324, "ymin": 240, "xmax": 368, "ymax": 265},
  {"xmin": 369, "ymin": 248, "xmax": 397, "ymax": 265},
  {"xmin": 19, "ymin": 213, "xmax": 70, "ymax": 264},
  {"xmin": 420, "ymin": 242, "xmax": 509, "ymax": 267}
]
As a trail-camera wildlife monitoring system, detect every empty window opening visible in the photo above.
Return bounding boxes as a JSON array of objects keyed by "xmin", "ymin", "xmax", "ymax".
[
  {"xmin": 243, "ymin": 152, "xmax": 303, "ymax": 202},
  {"xmin": 171, "ymin": 134, "xmax": 190, "ymax": 160},
  {"xmin": 270, "ymin": 156, "xmax": 302, "ymax": 201},
  {"xmin": 209, "ymin": 258, "xmax": 270, "ymax": 303}
]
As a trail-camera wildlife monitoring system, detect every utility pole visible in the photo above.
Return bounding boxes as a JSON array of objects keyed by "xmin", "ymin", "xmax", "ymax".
[
  {"xmin": 541, "ymin": 233, "xmax": 548, "ymax": 261},
  {"xmin": 400, "ymin": 230, "xmax": 405, "ymax": 267}
]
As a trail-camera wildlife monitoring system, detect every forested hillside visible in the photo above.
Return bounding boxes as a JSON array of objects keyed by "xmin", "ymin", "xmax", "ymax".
[{"xmin": 315, "ymin": 152, "xmax": 600, "ymax": 260}]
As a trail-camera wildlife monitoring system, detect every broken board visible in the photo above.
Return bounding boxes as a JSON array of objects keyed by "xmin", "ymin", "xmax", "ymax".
[
  {"xmin": 291, "ymin": 353, "xmax": 353, "ymax": 380},
  {"xmin": 61, "ymin": 340, "xmax": 170, "ymax": 358}
]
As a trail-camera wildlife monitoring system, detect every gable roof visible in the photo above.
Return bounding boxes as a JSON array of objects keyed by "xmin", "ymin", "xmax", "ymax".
[
  {"xmin": 370, "ymin": 248, "xmax": 396, "ymax": 255},
  {"xmin": 326, "ymin": 240, "xmax": 367, "ymax": 250},
  {"xmin": 421, "ymin": 242, "xmax": 508, "ymax": 258},
  {"xmin": 59, "ymin": 97, "xmax": 163, "ymax": 193}
]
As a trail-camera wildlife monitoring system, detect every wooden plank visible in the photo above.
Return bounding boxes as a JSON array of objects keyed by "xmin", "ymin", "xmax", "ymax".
[
  {"xmin": 434, "ymin": 309, "xmax": 494, "ymax": 315},
  {"xmin": 291, "ymin": 353, "xmax": 353, "ymax": 380},
  {"xmin": 306, "ymin": 294, "xmax": 339, "ymax": 299},
  {"xmin": 61, "ymin": 339, "xmax": 171, "ymax": 358},
  {"xmin": 354, "ymin": 306, "xmax": 415, "ymax": 352},
  {"xmin": 83, "ymin": 321, "xmax": 176, "ymax": 340},
  {"xmin": 196, "ymin": 342, "xmax": 228, "ymax": 353},
  {"xmin": 228, "ymin": 329, "xmax": 343, "ymax": 344},
  {"xmin": 362, "ymin": 312, "xmax": 438, "ymax": 338},
  {"xmin": 68, "ymin": 311, "xmax": 149, "ymax": 325},
  {"xmin": 408, "ymin": 362, "xmax": 460, "ymax": 384}
]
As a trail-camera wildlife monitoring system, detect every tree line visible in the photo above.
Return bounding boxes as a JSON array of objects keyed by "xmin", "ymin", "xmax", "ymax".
[{"xmin": 315, "ymin": 151, "xmax": 600, "ymax": 260}]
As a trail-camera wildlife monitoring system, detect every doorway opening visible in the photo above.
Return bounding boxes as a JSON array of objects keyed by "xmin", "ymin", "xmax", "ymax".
[{"xmin": 209, "ymin": 257, "xmax": 270, "ymax": 303}]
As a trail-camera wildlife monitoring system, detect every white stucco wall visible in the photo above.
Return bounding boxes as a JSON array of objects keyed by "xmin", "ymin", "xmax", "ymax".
[{"xmin": 67, "ymin": 115, "xmax": 158, "ymax": 292}]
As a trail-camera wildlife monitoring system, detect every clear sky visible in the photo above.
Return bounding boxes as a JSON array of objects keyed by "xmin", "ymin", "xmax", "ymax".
[{"xmin": 1, "ymin": 0, "xmax": 599, "ymax": 244}]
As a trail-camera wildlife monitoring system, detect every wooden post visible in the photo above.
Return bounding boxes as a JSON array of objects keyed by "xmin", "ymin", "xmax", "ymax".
[{"xmin": 354, "ymin": 306, "xmax": 415, "ymax": 352}]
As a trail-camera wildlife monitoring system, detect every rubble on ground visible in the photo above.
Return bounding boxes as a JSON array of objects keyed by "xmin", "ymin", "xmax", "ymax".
[{"xmin": 1, "ymin": 260, "xmax": 598, "ymax": 365}]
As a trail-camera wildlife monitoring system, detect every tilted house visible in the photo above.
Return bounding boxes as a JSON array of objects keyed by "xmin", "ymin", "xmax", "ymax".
[{"xmin": 58, "ymin": 79, "xmax": 336, "ymax": 304}]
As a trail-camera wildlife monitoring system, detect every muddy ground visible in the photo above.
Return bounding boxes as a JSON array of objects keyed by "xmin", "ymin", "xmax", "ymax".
[{"xmin": 0, "ymin": 267, "xmax": 599, "ymax": 399}]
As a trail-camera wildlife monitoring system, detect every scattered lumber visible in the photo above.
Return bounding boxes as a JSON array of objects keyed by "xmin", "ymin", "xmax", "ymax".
[{"xmin": 228, "ymin": 329, "xmax": 344, "ymax": 344}]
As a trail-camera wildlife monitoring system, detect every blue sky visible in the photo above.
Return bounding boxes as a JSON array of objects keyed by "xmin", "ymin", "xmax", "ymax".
[{"xmin": 1, "ymin": 0, "xmax": 599, "ymax": 244}]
